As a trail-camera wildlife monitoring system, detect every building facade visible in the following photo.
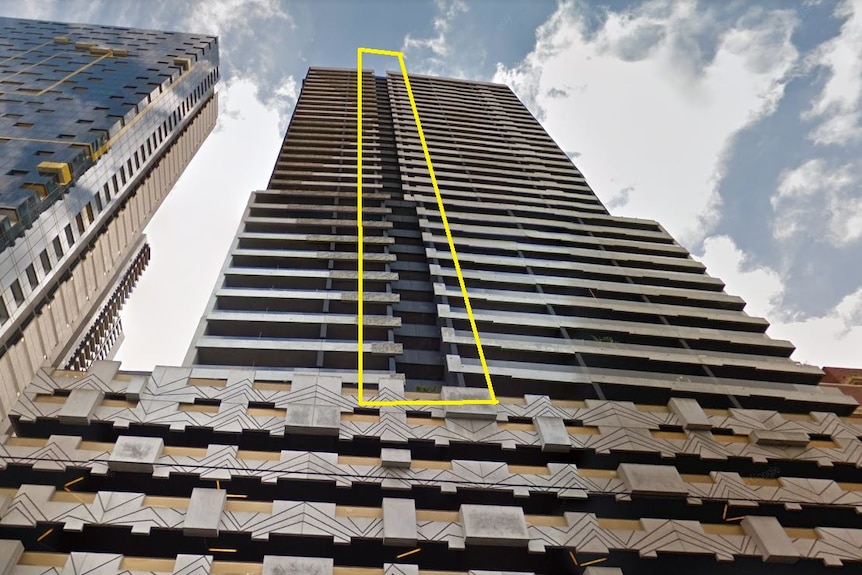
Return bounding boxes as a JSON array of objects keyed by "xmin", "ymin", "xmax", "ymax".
[
  {"xmin": 60, "ymin": 237, "xmax": 150, "ymax": 372},
  {"xmin": 0, "ymin": 68, "xmax": 861, "ymax": 574},
  {"xmin": 0, "ymin": 17, "xmax": 220, "ymax": 417}
]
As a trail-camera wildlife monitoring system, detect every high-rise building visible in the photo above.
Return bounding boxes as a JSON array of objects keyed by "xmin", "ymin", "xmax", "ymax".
[
  {"xmin": 0, "ymin": 68, "xmax": 860, "ymax": 574},
  {"xmin": 0, "ymin": 17, "xmax": 220, "ymax": 417}
]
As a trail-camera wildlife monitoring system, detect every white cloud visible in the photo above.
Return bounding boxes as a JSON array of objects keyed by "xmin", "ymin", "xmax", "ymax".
[
  {"xmin": 274, "ymin": 76, "xmax": 297, "ymax": 99},
  {"xmin": 115, "ymin": 78, "xmax": 283, "ymax": 369},
  {"xmin": 403, "ymin": 0, "xmax": 467, "ymax": 57},
  {"xmin": 0, "ymin": 0, "xmax": 292, "ymax": 39},
  {"xmin": 493, "ymin": 0, "xmax": 799, "ymax": 246},
  {"xmin": 802, "ymin": 0, "xmax": 862, "ymax": 145},
  {"xmin": 401, "ymin": 0, "xmax": 472, "ymax": 76},
  {"xmin": 266, "ymin": 75, "xmax": 298, "ymax": 133},
  {"xmin": 700, "ymin": 235, "xmax": 784, "ymax": 318},
  {"xmin": 175, "ymin": 0, "xmax": 294, "ymax": 98},
  {"xmin": 700, "ymin": 235, "xmax": 862, "ymax": 366},
  {"xmin": 771, "ymin": 158, "xmax": 862, "ymax": 246},
  {"xmin": 770, "ymin": 288, "xmax": 862, "ymax": 366},
  {"xmin": 0, "ymin": 0, "xmax": 102, "ymax": 22},
  {"xmin": 179, "ymin": 0, "xmax": 292, "ymax": 37}
]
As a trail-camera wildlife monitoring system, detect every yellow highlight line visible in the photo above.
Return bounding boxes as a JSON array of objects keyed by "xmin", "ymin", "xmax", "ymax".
[
  {"xmin": 37, "ymin": 528, "xmax": 54, "ymax": 541},
  {"xmin": 569, "ymin": 551, "xmax": 608, "ymax": 567},
  {"xmin": 1, "ymin": 51, "xmax": 194, "ymax": 163},
  {"xmin": 396, "ymin": 547, "xmax": 422, "ymax": 559},
  {"xmin": 0, "ymin": 40, "xmax": 52, "ymax": 65},
  {"xmin": 36, "ymin": 51, "xmax": 112, "ymax": 96},
  {"xmin": 0, "ymin": 136, "xmax": 83, "ymax": 145},
  {"xmin": 64, "ymin": 476, "xmax": 84, "ymax": 488},
  {"xmin": 356, "ymin": 47, "xmax": 497, "ymax": 407},
  {"xmin": 0, "ymin": 52, "xmax": 62, "ymax": 84},
  {"xmin": 89, "ymin": 50, "xmax": 194, "ymax": 160}
]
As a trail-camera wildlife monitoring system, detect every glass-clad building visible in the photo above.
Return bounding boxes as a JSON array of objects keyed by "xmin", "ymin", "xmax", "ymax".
[{"xmin": 0, "ymin": 17, "xmax": 219, "ymax": 417}]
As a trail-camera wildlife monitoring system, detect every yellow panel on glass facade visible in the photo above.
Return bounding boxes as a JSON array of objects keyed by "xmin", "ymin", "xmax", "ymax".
[{"xmin": 36, "ymin": 162, "xmax": 72, "ymax": 185}]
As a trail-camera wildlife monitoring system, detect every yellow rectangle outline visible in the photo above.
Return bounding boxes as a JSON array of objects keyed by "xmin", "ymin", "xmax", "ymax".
[{"xmin": 356, "ymin": 47, "xmax": 497, "ymax": 407}]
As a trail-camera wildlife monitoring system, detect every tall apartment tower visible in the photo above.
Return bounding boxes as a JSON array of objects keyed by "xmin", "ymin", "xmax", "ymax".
[
  {"xmin": 1, "ymin": 68, "xmax": 860, "ymax": 574},
  {"xmin": 0, "ymin": 17, "xmax": 220, "ymax": 418}
]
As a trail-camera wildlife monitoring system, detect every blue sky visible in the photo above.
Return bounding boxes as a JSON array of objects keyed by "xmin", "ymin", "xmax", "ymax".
[{"xmin": 1, "ymin": 0, "xmax": 860, "ymax": 371}]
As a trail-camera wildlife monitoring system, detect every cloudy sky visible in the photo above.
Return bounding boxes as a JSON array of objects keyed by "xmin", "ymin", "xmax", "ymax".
[{"xmin": 1, "ymin": 0, "xmax": 860, "ymax": 371}]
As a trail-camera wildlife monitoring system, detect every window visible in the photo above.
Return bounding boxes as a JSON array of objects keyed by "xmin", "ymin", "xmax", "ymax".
[
  {"xmin": 94, "ymin": 194, "xmax": 103, "ymax": 212},
  {"xmin": 25, "ymin": 264, "xmax": 37, "ymax": 289},
  {"xmin": 53, "ymin": 237, "xmax": 63, "ymax": 258},
  {"xmin": 64, "ymin": 224, "xmax": 74, "ymax": 246},
  {"xmin": 40, "ymin": 249, "xmax": 51, "ymax": 273},
  {"xmin": 85, "ymin": 203, "xmax": 94, "ymax": 223},
  {"xmin": 75, "ymin": 213, "xmax": 85, "ymax": 234},
  {"xmin": 10, "ymin": 279, "xmax": 24, "ymax": 305},
  {"xmin": 0, "ymin": 297, "xmax": 8, "ymax": 325}
]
